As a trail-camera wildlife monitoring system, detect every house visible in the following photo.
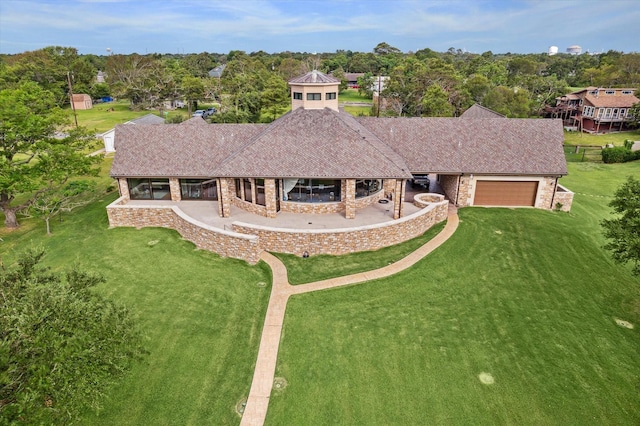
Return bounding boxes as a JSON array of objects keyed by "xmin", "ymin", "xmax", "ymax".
[
  {"xmin": 545, "ymin": 87, "xmax": 639, "ymax": 134},
  {"xmin": 101, "ymin": 113, "xmax": 165, "ymax": 153},
  {"xmin": 72, "ymin": 94, "xmax": 93, "ymax": 110},
  {"xmin": 208, "ymin": 64, "xmax": 227, "ymax": 78},
  {"xmin": 107, "ymin": 70, "xmax": 572, "ymax": 263},
  {"xmin": 344, "ymin": 72, "xmax": 365, "ymax": 88}
]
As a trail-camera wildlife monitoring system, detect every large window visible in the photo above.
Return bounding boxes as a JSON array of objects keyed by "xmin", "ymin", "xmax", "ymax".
[
  {"xmin": 355, "ymin": 179, "xmax": 382, "ymax": 198},
  {"xmin": 255, "ymin": 178, "xmax": 266, "ymax": 206},
  {"xmin": 282, "ymin": 179, "xmax": 341, "ymax": 202},
  {"xmin": 307, "ymin": 93, "xmax": 321, "ymax": 101},
  {"xmin": 243, "ymin": 178, "xmax": 252, "ymax": 203},
  {"xmin": 128, "ymin": 178, "xmax": 170, "ymax": 200},
  {"xmin": 180, "ymin": 179, "xmax": 218, "ymax": 200}
]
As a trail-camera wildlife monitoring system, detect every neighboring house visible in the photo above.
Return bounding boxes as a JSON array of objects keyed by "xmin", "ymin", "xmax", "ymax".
[
  {"xmin": 101, "ymin": 113, "xmax": 165, "ymax": 153},
  {"xmin": 72, "ymin": 94, "xmax": 93, "ymax": 110},
  {"xmin": 545, "ymin": 87, "xmax": 639, "ymax": 134},
  {"xmin": 208, "ymin": 64, "xmax": 227, "ymax": 78},
  {"xmin": 460, "ymin": 103, "xmax": 506, "ymax": 118},
  {"xmin": 107, "ymin": 70, "xmax": 572, "ymax": 263},
  {"xmin": 344, "ymin": 72, "xmax": 365, "ymax": 88}
]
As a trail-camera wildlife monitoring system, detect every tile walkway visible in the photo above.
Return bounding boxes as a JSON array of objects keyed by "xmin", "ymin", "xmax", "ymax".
[{"xmin": 239, "ymin": 204, "xmax": 459, "ymax": 426}]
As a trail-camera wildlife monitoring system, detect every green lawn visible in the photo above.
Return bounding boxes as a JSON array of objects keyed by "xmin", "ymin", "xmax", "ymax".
[
  {"xmin": 563, "ymin": 129, "xmax": 639, "ymax": 147},
  {"xmin": 265, "ymin": 161, "xmax": 640, "ymax": 425},
  {"xmin": 0, "ymin": 194, "xmax": 271, "ymax": 424},
  {"xmin": 338, "ymin": 88, "xmax": 373, "ymax": 104},
  {"xmin": 2, "ymin": 153, "xmax": 639, "ymax": 424}
]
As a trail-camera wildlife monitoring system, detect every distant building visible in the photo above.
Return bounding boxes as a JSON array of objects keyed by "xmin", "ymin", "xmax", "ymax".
[
  {"xmin": 208, "ymin": 64, "xmax": 227, "ymax": 78},
  {"xmin": 72, "ymin": 94, "xmax": 93, "ymax": 110},
  {"xmin": 548, "ymin": 46, "xmax": 558, "ymax": 56},
  {"xmin": 546, "ymin": 87, "xmax": 639, "ymax": 134},
  {"xmin": 566, "ymin": 45, "xmax": 582, "ymax": 55}
]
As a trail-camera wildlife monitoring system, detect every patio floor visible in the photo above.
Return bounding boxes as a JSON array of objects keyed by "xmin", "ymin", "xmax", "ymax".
[{"xmin": 123, "ymin": 178, "xmax": 446, "ymax": 231}]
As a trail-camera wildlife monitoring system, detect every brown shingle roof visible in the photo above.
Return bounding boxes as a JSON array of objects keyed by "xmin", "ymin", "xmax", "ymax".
[
  {"xmin": 288, "ymin": 70, "xmax": 339, "ymax": 84},
  {"xmin": 460, "ymin": 104, "xmax": 506, "ymax": 119},
  {"xmin": 110, "ymin": 123, "xmax": 265, "ymax": 177},
  {"xmin": 583, "ymin": 93, "xmax": 639, "ymax": 108},
  {"xmin": 216, "ymin": 108, "xmax": 411, "ymax": 178},
  {"xmin": 357, "ymin": 117, "xmax": 567, "ymax": 175},
  {"xmin": 111, "ymin": 115, "xmax": 567, "ymax": 179}
]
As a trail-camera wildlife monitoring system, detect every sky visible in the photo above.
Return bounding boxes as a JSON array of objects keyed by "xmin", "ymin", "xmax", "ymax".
[{"xmin": 1, "ymin": 0, "xmax": 639, "ymax": 56}]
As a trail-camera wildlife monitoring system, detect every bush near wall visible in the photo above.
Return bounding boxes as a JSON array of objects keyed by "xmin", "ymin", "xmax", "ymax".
[{"xmin": 602, "ymin": 146, "xmax": 640, "ymax": 163}]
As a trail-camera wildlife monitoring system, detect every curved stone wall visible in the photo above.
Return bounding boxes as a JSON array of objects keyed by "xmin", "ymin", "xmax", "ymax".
[
  {"xmin": 107, "ymin": 194, "xmax": 449, "ymax": 263},
  {"xmin": 232, "ymin": 196, "xmax": 448, "ymax": 257},
  {"xmin": 107, "ymin": 197, "xmax": 261, "ymax": 263}
]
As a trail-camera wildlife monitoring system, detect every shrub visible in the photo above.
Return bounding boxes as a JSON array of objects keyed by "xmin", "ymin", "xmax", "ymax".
[{"xmin": 602, "ymin": 146, "xmax": 629, "ymax": 163}]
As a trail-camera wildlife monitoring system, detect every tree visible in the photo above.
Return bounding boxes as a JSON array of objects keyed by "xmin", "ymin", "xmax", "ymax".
[
  {"xmin": 482, "ymin": 86, "xmax": 531, "ymax": 117},
  {"xmin": 27, "ymin": 180, "xmax": 97, "ymax": 235},
  {"xmin": 628, "ymin": 102, "xmax": 640, "ymax": 128},
  {"xmin": 261, "ymin": 74, "xmax": 289, "ymax": 121},
  {"xmin": 601, "ymin": 176, "xmax": 640, "ymax": 276},
  {"xmin": 0, "ymin": 247, "xmax": 145, "ymax": 423},
  {"xmin": 0, "ymin": 82, "xmax": 100, "ymax": 228}
]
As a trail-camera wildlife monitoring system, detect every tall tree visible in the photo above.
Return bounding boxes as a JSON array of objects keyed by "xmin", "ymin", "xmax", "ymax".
[
  {"xmin": 601, "ymin": 176, "xmax": 640, "ymax": 276},
  {"xmin": 0, "ymin": 82, "xmax": 99, "ymax": 228},
  {"xmin": 0, "ymin": 248, "xmax": 145, "ymax": 423}
]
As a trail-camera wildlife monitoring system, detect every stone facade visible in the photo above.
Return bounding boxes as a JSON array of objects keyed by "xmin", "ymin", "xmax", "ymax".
[
  {"xmin": 169, "ymin": 178, "xmax": 181, "ymax": 202},
  {"xmin": 232, "ymin": 198, "xmax": 449, "ymax": 257},
  {"xmin": 552, "ymin": 184, "xmax": 574, "ymax": 212},
  {"xmin": 106, "ymin": 194, "xmax": 449, "ymax": 263},
  {"xmin": 106, "ymin": 197, "xmax": 261, "ymax": 263}
]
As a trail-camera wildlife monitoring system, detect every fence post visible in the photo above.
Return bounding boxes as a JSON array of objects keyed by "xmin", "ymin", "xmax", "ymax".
[
  {"xmin": 575, "ymin": 145, "xmax": 580, "ymax": 154},
  {"xmin": 581, "ymin": 149, "xmax": 586, "ymax": 162}
]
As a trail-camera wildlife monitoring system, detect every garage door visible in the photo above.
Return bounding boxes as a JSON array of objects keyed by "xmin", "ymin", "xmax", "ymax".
[{"xmin": 474, "ymin": 181, "xmax": 538, "ymax": 206}]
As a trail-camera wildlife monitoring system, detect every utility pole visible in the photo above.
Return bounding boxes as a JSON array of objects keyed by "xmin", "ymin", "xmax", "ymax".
[
  {"xmin": 67, "ymin": 71, "xmax": 78, "ymax": 128},
  {"xmin": 377, "ymin": 74, "xmax": 381, "ymax": 118}
]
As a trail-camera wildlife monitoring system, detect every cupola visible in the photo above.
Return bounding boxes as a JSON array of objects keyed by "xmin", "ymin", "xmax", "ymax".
[{"xmin": 288, "ymin": 70, "xmax": 340, "ymax": 111}]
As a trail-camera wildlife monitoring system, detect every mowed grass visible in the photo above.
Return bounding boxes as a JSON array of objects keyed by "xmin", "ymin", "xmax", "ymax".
[
  {"xmin": 0, "ymin": 194, "xmax": 271, "ymax": 424},
  {"xmin": 266, "ymin": 161, "xmax": 640, "ymax": 425},
  {"xmin": 274, "ymin": 222, "xmax": 446, "ymax": 284}
]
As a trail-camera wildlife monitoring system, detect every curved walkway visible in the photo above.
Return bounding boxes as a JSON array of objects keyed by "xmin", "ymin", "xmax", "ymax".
[{"xmin": 240, "ymin": 205, "xmax": 459, "ymax": 426}]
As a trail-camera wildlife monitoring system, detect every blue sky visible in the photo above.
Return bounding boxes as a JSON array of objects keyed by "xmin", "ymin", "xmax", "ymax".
[{"xmin": 1, "ymin": 0, "xmax": 639, "ymax": 55}]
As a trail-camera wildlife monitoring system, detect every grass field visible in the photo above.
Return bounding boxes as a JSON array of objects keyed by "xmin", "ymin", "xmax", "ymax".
[
  {"xmin": 1, "ymin": 154, "xmax": 639, "ymax": 423},
  {"xmin": 0, "ymin": 194, "xmax": 271, "ymax": 424},
  {"xmin": 266, "ymin": 161, "xmax": 640, "ymax": 425}
]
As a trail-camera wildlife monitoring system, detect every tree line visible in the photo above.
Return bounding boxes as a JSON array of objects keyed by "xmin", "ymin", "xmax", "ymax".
[{"xmin": 1, "ymin": 43, "xmax": 639, "ymax": 121}]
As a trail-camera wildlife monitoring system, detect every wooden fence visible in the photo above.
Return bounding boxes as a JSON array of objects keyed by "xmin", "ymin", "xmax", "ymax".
[{"xmin": 563, "ymin": 144, "xmax": 603, "ymax": 162}]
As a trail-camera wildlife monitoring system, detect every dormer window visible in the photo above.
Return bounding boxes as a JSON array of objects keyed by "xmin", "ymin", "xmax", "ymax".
[
  {"xmin": 605, "ymin": 90, "xmax": 615, "ymax": 95},
  {"xmin": 293, "ymin": 92, "xmax": 302, "ymax": 100},
  {"xmin": 307, "ymin": 93, "xmax": 321, "ymax": 101},
  {"xmin": 622, "ymin": 90, "xmax": 633, "ymax": 95}
]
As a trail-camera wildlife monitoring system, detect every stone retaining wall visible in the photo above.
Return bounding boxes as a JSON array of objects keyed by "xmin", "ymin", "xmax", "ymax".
[
  {"xmin": 107, "ymin": 197, "xmax": 261, "ymax": 263},
  {"xmin": 107, "ymin": 195, "xmax": 449, "ymax": 263},
  {"xmin": 552, "ymin": 184, "xmax": 574, "ymax": 212},
  {"xmin": 232, "ymin": 197, "xmax": 448, "ymax": 256}
]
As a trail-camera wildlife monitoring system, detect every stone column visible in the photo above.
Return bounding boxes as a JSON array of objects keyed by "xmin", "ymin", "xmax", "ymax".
[
  {"xmin": 345, "ymin": 179, "xmax": 356, "ymax": 219},
  {"xmin": 218, "ymin": 178, "xmax": 232, "ymax": 218},
  {"xmin": 118, "ymin": 178, "xmax": 130, "ymax": 201},
  {"xmin": 393, "ymin": 179, "xmax": 405, "ymax": 219},
  {"xmin": 169, "ymin": 178, "xmax": 181, "ymax": 201},
  {"xmin": 265, "ymin": 179, "xmax": 277, "ymax": 218}
]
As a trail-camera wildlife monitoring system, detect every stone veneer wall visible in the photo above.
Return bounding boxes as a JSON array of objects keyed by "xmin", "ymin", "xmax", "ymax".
[
  {"xmin": 552, "ymin": 184, "xmax": 574, "ymax": 212},
  {"xmin": 118, "ymin": 178, "xmax": 130, "ymax": 201},
  {"xmin": 536, "ymin": 177, "xmax": 557, "ymax": 209},
  {"xmin": 232, "ymin": 197, "xmax": 449, "ymax": 256},
  {"xmin": 107, "ymin": 193, "xmax": 449, "ymax": 263},
  {"xmin": 279, "ymin": 200, "xmax": 345, "ymax": 214},
  {"xmin": 106, "ymin": 197, "xmax": 261, "ymax": 264},
  {"xmin": 438, "ymin": 175, "xmax": 460, "ymax": 205}
]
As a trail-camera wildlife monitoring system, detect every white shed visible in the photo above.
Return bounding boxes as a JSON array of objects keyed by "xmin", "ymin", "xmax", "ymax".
[{"xmin": 102, "ymin": 113, "xmax": 165, "ymax": 152}]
